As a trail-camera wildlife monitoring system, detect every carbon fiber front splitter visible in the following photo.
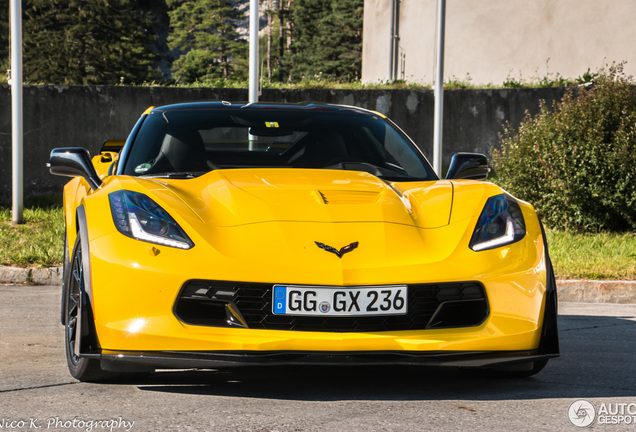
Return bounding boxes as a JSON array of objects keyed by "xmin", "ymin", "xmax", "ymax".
[{"xmin": 85, "ymin": 349, "xmax": 558, "ymax": 369}]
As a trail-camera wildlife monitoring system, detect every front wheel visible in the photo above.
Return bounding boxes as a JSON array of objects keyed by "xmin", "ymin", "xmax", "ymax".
[
  {"xmin": 490, "ymin": 359, "xmax": 548, "ymax": 378},
  {"xmin": 460, "ymin": 359, "xmax": 548, "ymax": 379},
  {"xmin": 64, "ymin": 234, "xmax": 150, "ymax": 382},
  {"xmin": 64, "ymin": 235, "xmax": 111, "ymax": 382}
]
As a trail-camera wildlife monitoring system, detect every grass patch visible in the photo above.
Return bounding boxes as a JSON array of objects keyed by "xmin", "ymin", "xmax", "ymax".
[
  {"xmin": 546, "ymin": 229, "xmax": 635, "ymax": 280},
  {"xmin": 1, "ymin": 204, "xmax": 633, "ymax": 280},
  {"xmin": 0, "ymin": 203, "xmax": 64, "ymax": 268}
]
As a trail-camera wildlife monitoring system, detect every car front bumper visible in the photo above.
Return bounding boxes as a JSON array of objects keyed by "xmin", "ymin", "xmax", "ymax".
[{"xmin": 83, "ymin": 207, "xmax": 558, "ymax": 364}]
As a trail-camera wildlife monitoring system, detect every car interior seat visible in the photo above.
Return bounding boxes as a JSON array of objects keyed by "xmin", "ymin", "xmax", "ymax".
[
  {"xmin": 150, "ymin": 128, "xmax": 214, "ymax": 173},
  {"xmin": 294, "ymin": 130, "xmax": 349, "ymax": 168}
]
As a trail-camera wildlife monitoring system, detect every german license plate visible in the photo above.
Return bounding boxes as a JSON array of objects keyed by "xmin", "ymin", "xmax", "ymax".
[{"xmin": 272, "ymin": 285, "xmax": 407, "ymax": 316}]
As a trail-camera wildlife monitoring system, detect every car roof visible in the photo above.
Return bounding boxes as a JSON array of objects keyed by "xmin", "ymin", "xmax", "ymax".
[{"xmin": 149, "ymin": 101, "xmax": 385, "ymax": 118}]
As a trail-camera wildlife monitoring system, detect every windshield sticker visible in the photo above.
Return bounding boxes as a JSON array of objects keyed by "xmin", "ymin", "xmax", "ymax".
[
  {"xmin": 265, "ymin": 121, "xmax": 279, "ymax": 128},
  {"xmin": 135, "ymin": 163, "xmax": 151, "ymax": 174}
]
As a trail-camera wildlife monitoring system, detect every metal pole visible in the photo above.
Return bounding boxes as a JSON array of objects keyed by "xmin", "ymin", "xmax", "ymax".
[
  {"xmin": 10, "ymin": 0, "xmax": 23, "ymax": 224},
  {"xmin": 389, "ymin": 0, "xmax": 396, "ymax": 81},
  {"xmin": 392, "ymin": 0, "xmax": 400, "ymax": 81},
  {"xmin": 433, "ymin": 0, "xmax": 446, "ymax": 177},
  {"xmin": 248, "ymin": 0, "xmax": 259, "ymax": 104}
]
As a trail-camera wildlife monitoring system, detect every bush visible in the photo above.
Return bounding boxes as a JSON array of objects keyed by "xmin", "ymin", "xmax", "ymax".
[{"xmin": 492, "ymin": 64, "xmax": 636, "ymax": 232}]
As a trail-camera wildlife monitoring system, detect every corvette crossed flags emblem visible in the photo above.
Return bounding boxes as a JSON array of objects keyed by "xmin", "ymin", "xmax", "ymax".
[{"xmin": 315, "ymin": 241, "xmax": 359, "ymax": 258}]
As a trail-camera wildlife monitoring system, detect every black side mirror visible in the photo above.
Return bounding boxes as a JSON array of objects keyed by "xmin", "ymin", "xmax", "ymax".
[
  {"xmin": 48, "ymin": 147, "xmax": 103, "ymax": 191},
  {"xmin": 445, "ymin": 152, "xmax": 490, "ymax": 180}
]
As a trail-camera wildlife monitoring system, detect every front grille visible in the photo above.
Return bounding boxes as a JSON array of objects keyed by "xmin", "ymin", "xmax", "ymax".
[{"xmin": 175, "ymin": 280, "xmax": 488, "ymax": 332}]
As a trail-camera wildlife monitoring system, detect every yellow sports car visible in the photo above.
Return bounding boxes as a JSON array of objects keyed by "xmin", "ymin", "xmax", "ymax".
[{"xmin": 48, "ymin": 102, "xmax": 558, "ymax": 382}]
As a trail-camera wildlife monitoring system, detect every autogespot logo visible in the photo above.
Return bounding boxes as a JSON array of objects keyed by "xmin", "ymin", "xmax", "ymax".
[
  {"xmin": 568, "ymin": 400, "xmax": 596, "ymax": 428},
  {"xmin": 568, "ymin": 400, "xmax": 636, "ymax": 427}
]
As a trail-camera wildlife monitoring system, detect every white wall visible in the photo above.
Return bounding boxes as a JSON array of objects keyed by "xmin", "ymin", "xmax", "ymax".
[{"xmin": 362, "ymin": 0, "xmax": 636, "ymax": 85}]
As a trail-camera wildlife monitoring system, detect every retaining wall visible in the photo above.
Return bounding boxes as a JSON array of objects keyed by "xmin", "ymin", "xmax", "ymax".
[{"xmin": 0, "ymin": 85, "xmax": 566, "ymax": 204}]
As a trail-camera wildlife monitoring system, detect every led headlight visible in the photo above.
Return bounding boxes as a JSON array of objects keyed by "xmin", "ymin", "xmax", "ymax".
[
  {"xmin": 109, "ymin": 190, "xmax": 194, "ymax": 249},
  {"xmin": 469, "ymin": 194, "xmax": 525, "ymax": 251}
]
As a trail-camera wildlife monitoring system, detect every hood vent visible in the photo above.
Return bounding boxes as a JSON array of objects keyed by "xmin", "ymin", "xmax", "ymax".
[{"xmin": 318, "ymin": 190, "xmax": 380, "ymax": 205}]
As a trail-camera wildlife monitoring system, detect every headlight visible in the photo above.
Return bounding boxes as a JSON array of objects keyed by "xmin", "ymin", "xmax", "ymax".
[
  {"xmin": 469, "ymin": 194, "xmax": 525, "ymax": 251},
  {"xmin": 109, "ymin": 190, "xmax": 194, "ymax": 250}
]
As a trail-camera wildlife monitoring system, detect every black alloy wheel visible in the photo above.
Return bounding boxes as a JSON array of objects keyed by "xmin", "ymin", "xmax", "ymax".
[
  {"xmin": 64, "ymin": 234, "xmax": 150, "ymax": 382},
  {"xmin": 64, "ymin": 235, "xmax": 110, "ymax": 381}
]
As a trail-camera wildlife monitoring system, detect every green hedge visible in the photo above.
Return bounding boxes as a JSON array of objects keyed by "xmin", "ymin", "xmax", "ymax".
[{"xmin": 492, "ymin": 64, "xmax": 636, "ymax": 232}]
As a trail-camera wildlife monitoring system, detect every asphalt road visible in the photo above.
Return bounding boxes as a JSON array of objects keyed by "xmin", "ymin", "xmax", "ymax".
[{"xmin": 1, "ymin": 285, "xmax": 635, "ymax": 432}]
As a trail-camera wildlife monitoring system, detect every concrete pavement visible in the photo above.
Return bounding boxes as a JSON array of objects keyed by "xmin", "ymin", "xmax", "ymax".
[{"xmin": 1, "ymin": 286, "xmax": 636, "ymax": 431}]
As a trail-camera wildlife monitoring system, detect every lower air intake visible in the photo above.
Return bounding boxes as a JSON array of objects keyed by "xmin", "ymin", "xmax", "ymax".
[{"xmin": 174, "ymin": 280, "xmax": 489, "ymax": 332}]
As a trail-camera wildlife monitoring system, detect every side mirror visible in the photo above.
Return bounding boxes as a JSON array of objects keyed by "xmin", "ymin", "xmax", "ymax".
[
  {"xmin": 445, "ymin": 152, "xmax": 490, "ymax": 180},
  {"xmin": 48, "ymin": 147, "xmax": 103, "ymax": 191}
]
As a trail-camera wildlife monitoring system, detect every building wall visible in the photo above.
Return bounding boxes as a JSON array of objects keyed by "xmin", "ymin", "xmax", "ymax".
[{"xmin": 362, "ymin": 0, "xmax": 636, "ymax": 85}]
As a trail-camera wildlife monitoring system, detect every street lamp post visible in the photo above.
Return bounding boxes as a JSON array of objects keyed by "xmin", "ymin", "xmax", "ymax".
[
  {"xmin": 10, "ymin": 0, "xmax": 24, "ymax": 224},
  {"xmin": 248, "ymin": 0, "xmax": 259, "ymax": 104},
  {"xmin": 433, "ymin": 0, "xmax": 446, "ymax": 177}
]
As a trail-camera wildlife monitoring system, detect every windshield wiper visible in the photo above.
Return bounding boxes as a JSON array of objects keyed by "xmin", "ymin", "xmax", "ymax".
[
  {"xmin": 335, "ymin": 162, "xmax": 418, "ymax": 180},
  {"xmin": 142, "ymin": 172, "xmax": 203, "ymax": 179}
]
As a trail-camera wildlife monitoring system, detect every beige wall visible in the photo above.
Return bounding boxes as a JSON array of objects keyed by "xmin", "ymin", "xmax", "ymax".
[{"xmin": 362, "ymin": 0, "xmax": 636, "ymax": 85}]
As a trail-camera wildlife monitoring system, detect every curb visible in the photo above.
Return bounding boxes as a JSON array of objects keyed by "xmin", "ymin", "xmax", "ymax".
[
  {"xmin": 0, "ymin": 266, "xmax": 635, "ymax": 304},
  {"xmin": 0, "ymin": 266, "xmax": 64, "ymax": 286},
  {"xmin": 556, "ymin": 280, "xmax": 636, "ymax": 304}
]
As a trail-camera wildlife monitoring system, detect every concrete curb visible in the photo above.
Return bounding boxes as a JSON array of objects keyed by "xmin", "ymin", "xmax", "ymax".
[
  {"xmin": 0, "ymin": 266, "xmax": 634, "ymax": 304},
  {"xmin": 556, "ymin": 280, "xmax": 636, "ymax": 304},
  {"xmin": 0, "ymin": 266, "xmax": 64, "ymax": 286}
]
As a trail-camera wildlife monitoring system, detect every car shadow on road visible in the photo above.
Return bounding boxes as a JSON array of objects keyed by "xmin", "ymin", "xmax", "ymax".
[{"xmin": 135, "ymin": 314, "xmax": 636, "ymax": 402}]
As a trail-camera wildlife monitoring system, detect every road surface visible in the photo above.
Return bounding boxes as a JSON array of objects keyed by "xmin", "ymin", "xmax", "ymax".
[{"xmin": 1, "ymin": 285, "xmax": 635, "ymax": 431}]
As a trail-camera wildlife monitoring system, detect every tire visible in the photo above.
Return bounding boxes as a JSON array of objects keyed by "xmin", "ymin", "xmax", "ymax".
[
  {"xmin": 64, "ymin": 233, "xmax": 151, "ymax": 382},
  {"xmin": 460, "ymin": 359, "xmax": 548, "ymax": 379},
  {"xmin": 64, "ymin": 235, "xmax": 111, "ymax": 381},
  {"xmin": 60, "ymin": 228, "xmax": 70, "ymax": 325},
  {"xmin": 490, "ymin": 359, "xmax": 548, "ymax": 378}
]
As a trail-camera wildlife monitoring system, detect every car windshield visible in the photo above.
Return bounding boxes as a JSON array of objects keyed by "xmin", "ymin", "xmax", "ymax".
[{"xmin": 122, "ymin": 106, "xmax": 436, "ymax": 181}]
